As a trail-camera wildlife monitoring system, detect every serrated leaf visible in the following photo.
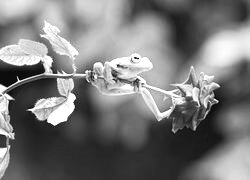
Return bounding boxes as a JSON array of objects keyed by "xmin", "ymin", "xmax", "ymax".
[
  {"xmin": 0, "ymin": 45, "xmax": 42, "ymax": 66},
  {"xmin": 183, "ymin": 66, "xmax": 198, "ymax": 86},
  {"xmin": 0, "ymin": 114, "xmax": 14, "ymax": 139},
  {"xmin": 57, "ymin": 76, "xmax": 74, "ymax": 97},
  {"xmin": 18, "ymin": 39, "xmax": 48, "ymax": 56},
  {"xmin": 43, "ymin": 20, "xmax": 60, "ymax": 34},
  {"xmin": 47, "ymin": 93, "xmax": 76, "ymax": 126},
  {"xmin": 28, "ymin": 97, "xmax": 66, "ymax": 121},
  {"xmin": 41, "ymin": 21, "xmax": 79, "ymax": 59},
  {"xmin": 0, "ymin": 146, "xmax": 10, "ymax": 179}
]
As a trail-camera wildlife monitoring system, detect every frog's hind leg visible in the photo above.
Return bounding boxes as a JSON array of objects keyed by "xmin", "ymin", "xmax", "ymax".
[
  {"xmin": 104, "ymin": 84, "xmax": 136, "ymax": 96},
  {"xmin": 139, "ymin": 87, "xmax": 172, "ymax": 121}
]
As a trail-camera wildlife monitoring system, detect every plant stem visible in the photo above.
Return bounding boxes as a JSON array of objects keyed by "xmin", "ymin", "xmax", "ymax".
[
  {"xmin": 2, "ymin": 73, "xmax": 86, "ymax": 95},
  {"xmin": 117, "ymin": 77, "xmax": 180, "ymax": 98},
  {"xmin": 2, "ymin": 71, "xmax": 179, "ymax": 98},
  {"xmin": 143, "ymin": 84, "xmax": 180, "ymax": 98}
]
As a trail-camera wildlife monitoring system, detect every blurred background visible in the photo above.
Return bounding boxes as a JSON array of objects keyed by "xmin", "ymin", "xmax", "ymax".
[{"xmin": 0, "ymin": 0, "xmax": 249, "ymax": 179}]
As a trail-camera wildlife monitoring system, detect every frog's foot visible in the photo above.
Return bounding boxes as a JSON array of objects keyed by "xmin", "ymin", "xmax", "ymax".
[
  {"xmin": 133, "ymin": 77, "xmax": 146, "ymax": 93},
  {"xmin": 155, "ymin": 109, "xmax": 172, "ymax": 121},
  {"xmin": 156, "ymin": 115, "xmax": 163, "ymax": 122}
]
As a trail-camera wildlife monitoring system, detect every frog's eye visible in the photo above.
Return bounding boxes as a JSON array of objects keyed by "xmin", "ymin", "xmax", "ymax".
[{"xmin": 130, "ymin": 53, "xmax": 141, "ymax": 63}]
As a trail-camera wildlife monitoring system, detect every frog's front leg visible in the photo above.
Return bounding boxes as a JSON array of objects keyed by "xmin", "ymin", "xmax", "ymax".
[
  {"xmin": 92, "ymin": 62, "xmax": 119, "ymax": 89},
  {"xmin": 92, "ymin": 62, "xmax": 136, "ymax": 96},
  {"xmin": 104, "ymin": 83, "xmax": 136, "ymax": 96}
]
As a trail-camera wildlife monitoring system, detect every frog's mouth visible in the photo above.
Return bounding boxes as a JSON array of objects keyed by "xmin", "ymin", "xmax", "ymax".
[{"xmin": 116, "ymin": 63, "xmax": 152, "ymax": 71}]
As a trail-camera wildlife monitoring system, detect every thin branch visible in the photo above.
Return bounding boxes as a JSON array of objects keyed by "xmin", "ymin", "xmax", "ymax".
[
  {"xmin": 2, "ymin": 73, "xmax": 86, "ymax": 95},
  {"xmin": 109, "ymin": 76, "xmax": 180, "ymax": 98},
  {"xmin": 143, "ymin": 84, "xmax": 180, "ymax": 98},
  {"xmin": 3, "ymin": 70, "xmax": 180, "ymax": 98}
]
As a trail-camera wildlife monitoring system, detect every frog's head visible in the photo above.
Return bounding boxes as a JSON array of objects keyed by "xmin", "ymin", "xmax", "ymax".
[{"xmin": 112, "ymin": 53, "xmax": 153, "ymax": 79}]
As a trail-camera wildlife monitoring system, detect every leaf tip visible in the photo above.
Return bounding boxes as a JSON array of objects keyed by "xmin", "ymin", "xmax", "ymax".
[{"xmin": 27, "ymin": 108, "xmax": 32, "ymax": 112}]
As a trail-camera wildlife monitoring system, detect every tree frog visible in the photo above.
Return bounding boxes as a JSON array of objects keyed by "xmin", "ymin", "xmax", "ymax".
[{"xmin": 90, "ymin": 53, "xmax": 172, "ymax": 121}]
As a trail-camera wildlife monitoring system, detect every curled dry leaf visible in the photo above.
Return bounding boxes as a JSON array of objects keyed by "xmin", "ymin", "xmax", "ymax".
[
  {"xmin": 169, "ymin": 66, "xmax": 220, "ymax": 133},
  {"xmin": 41, "ymin": 21, "xmax": 79, "ymax": 59}
]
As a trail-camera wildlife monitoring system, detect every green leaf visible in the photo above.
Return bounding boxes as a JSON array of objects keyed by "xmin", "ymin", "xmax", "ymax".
[
  {"xmin": 0, "ymin": 45, "xmax": 42, "ymax": 66},
  {"xmin": 18, "ymin": 39, "xmax": 48, "ymax": 56},
  {"xmin": 40, "ymin": 21, "xmax": 79, "ymax": 59},
  {"xmin": 47, "ymin": 93, "xmax": 76, "ymax": 126},
  {"xmin": 0, "ymin": 97, "xmax": 9, "ymax": 113},
  {"xmin": 28, "ymin": 93, "xmax": 76, "ymax": 126},
  {"xmin": 57, "ymin": 74, "xmax": 74, "ymax": 97},
  {"xmin": 28, "ymin": 97, "xmax": 66, "ymax": 121},
  {"xmin": 0, "ymin": 114, "xmax": 14, "ymax": 139},
  {"xmin": 0, "ymin": 146, "xmax": 10, "ymax": 179},
  {"xmin": 0, "ymin": 85, "xmax": 14, "ymax": 114}
]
